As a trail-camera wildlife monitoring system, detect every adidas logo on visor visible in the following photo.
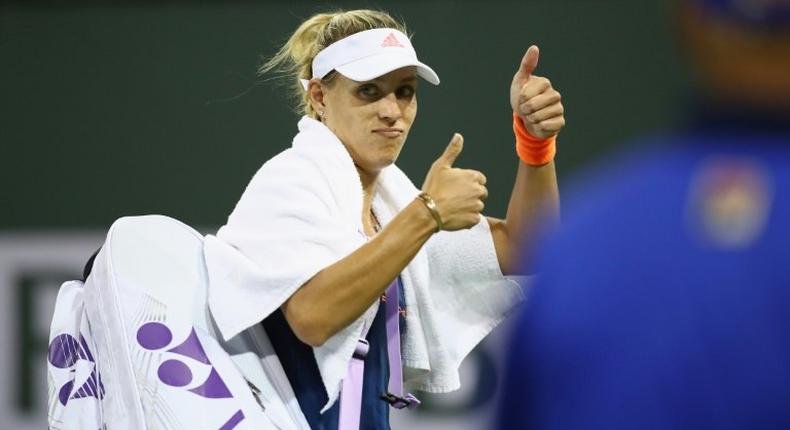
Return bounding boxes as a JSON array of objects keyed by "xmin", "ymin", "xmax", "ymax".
[{"xmin": 381, "ymin": 32, "xmax": 404, "ymax": 48}]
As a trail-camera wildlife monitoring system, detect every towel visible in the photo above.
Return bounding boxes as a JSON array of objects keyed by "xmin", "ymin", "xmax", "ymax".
[{"xmin": 204, "ymin": 116, "xmax": 526, "ymax": 412}]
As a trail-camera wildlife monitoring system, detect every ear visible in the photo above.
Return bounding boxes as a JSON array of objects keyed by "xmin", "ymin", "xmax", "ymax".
[{"xmin": 307, "ymin": 78, "xmax": 326, "ymax": 114}]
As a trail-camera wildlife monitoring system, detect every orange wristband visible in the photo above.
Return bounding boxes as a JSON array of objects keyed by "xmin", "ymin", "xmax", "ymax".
[{"xmin": 513, "ymin": 112, "xmax": 556, "ymax": 165}]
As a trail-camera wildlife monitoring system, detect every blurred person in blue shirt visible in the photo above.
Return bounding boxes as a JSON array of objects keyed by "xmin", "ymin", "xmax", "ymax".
[{"xmin": 497, "ymin": 0, "xmax": 790, "ymax": 429}]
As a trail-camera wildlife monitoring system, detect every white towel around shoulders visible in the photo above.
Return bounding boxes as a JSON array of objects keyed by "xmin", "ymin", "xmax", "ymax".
[{"xmin": 204, "ymin": 116, "xmax": 526, "ymax": 412}]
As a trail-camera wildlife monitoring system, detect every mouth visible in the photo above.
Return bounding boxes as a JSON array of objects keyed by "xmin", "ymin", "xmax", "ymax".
[{"xmin": 372, "ymin": 128, "xmax": 404, "ymax": 138}]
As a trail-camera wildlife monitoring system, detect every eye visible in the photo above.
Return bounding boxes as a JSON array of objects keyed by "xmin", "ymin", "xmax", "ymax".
[
  {"xmin": 357, "ymin": 84, "xmax": 380, "ymax": 98},
  {"xmin": 396, "ymin": 85, "xmax": 416, "ymax": 99}
]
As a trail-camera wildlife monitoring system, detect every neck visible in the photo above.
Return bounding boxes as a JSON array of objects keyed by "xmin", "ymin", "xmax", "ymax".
[
  {"xmin": 356, "ymin": 165, "xmax": 379, "ymax": 206},
  {"xmin": 356, "ymin": 165, "xmax": 381, "ymax": 236}
]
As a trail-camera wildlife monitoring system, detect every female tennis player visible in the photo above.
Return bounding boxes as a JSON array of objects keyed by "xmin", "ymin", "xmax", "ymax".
[{"xmin": 212, "ymin": 8, "xmax": 564, "ymax": 429}]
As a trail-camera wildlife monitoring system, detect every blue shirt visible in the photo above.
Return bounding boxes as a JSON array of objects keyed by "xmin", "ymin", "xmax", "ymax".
[{"xmin": 499, "ymin": 134, "xmax": 790, "ymax": 430}]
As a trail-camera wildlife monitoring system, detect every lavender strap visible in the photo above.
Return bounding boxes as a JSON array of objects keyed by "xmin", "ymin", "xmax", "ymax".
[
  {"xmin": 338, "ymin": 280, "xmax": 419, "ymax": 430},
  {"xmin": 385, "ymin": 281, "xmax": 403, "ymax": 394},
  {"xmin": 384, "ymin": 281, "xmax": 420, "ymax": 409},
  {"xmin": 338, "ymin": 339, "xmax": 369, "ymax": 430}
]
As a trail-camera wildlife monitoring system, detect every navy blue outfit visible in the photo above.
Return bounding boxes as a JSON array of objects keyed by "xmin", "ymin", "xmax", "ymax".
[
  {"xmin": 263, "ymin": 278, "xmax": 407, "ymax": 430},
  {"xmin": 498, "ymin": 131, "xmax": 790, "ymax": 429}
]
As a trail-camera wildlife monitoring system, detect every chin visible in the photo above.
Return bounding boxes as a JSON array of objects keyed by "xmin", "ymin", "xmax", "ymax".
[
  {"xmin": 356, "ymin": 143, "xmax": 404, "ymax": 173},
  {"xmin": 374, "ymin": 156, "xmax": 398, "ymax": 171},
  {"xmin": 383, "ymin": 148, "xmax": 403, "ymax": 166}
]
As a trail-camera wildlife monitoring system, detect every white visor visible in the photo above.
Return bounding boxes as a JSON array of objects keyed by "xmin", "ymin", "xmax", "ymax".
[{"xmin": 300, "ymin": 28, "xmax": 440, "ymax": 89}]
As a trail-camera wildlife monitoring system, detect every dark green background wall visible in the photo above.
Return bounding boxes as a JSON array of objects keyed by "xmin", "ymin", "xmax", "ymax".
[{"xmin": 0, "ymin": 0, "xmax": 687, "ymax": 230}]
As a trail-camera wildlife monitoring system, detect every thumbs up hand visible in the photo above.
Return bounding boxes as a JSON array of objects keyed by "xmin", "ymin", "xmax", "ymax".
[
  {"xmin": 421, "ymin": 133, "xmax": 489, "ymax": 231},
  {"xmin": 510, "ymin": 45, "xmax": 565, "ymax": 140}
]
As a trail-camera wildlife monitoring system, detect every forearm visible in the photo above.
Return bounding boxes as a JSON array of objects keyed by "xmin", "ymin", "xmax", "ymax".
[
  {"xmin": 282, "ymin": 199, "xmax": 437, "ymax": 346},
  {"xmin": 492, "ymin": 44, "xmax": 563, "ymax": 274},
  {"xmin": 491, "ymin": 160, "xmax": 559, "ymax": 274}
]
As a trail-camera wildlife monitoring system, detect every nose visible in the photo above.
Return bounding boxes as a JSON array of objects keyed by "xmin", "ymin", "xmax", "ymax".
[{"xmin": 377, "ymin": 93, "xmax": 402, "ymax": 123}]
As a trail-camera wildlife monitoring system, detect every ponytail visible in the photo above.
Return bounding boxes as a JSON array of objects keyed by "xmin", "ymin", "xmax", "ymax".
[{"xmin": 259, "ymin": 9, "xmax": 408, "ymax": 118}]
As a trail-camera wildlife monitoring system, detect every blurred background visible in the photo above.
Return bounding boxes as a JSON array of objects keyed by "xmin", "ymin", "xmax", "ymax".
[{"xmin": 0, "ymin": 0, "xmax": 687, "ymax": 427}]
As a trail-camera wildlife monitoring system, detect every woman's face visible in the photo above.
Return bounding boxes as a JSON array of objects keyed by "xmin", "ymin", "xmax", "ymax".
[{"xmin": 316, "ymin": 67, "xmax": 418, "ymax": 175}]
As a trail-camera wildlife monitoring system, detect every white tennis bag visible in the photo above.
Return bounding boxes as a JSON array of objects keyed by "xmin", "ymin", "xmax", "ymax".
[{"xmin": 46, "ymin": 215, "xmax": 310, "ymax": 430}]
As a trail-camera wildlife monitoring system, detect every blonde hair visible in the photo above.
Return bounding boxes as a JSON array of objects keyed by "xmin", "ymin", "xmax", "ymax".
[{"xmin": 259, "ymin": 9, "xmax": 409, "ymax": 118}]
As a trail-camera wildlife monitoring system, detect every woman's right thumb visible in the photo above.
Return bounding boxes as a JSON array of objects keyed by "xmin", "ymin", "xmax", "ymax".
[{"xmin": 435, "ymin": 133, "xmax": 464, "ymax": 167}]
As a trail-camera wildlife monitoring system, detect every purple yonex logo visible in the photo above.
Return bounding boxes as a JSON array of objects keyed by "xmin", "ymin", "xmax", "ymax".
[
  {"xmin": 47, "ymin": 333, "xmax": 105, "ymax": 406},
  {"xmin": 136, "ymin": 322, "xmax": 245, "ymax": 429}
]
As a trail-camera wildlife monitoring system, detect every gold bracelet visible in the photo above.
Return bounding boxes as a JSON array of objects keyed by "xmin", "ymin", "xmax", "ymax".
[{"xmin": 417, "ymin": 192, "xmax": 443, "ymax": 232}]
